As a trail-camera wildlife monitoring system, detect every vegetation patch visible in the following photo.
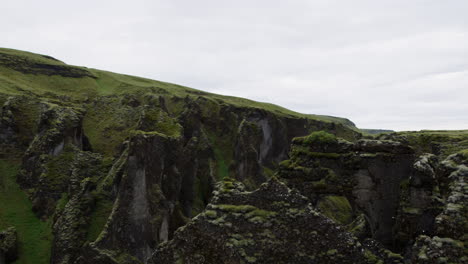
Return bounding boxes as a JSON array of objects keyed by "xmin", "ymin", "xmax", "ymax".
[
  {"xmin": 290, "ymin": 145, "xmax": 341, "ymax": 159},
  {"xmin": 0, "ymin": 160, "xmax": 52, "ymax": 264},
  {"xmin": 86, "ymin": 198, "xmax": 113, "ymax": 242},
  {"xmin": 317, "ymin": 195, "xmax": 353, "ymax": 225},
  {"xmin": 293, "ymin": 131, "xmax": 337, "ymax": 145},
  {"xmin": 43, "ymin": 146, "xmax": 75, "ymax": 187},
  {"xmin": 206, "ymin": 130, "xmax": 232, "ymax": 180}
]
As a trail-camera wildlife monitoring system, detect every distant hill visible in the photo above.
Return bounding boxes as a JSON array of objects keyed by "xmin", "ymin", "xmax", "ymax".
[{"xmin": 360, "ymin": 128, "xmax": 394, "ymax": 134}]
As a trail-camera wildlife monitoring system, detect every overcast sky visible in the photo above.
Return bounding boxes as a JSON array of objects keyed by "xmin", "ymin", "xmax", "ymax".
[{"xmin": 2, "ymin": 0, "xmax": 467, "ymax": 131}]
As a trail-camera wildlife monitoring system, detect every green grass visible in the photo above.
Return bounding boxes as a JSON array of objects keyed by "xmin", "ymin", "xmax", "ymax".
[
  {"xmin": 294, "ymin": 130, "xmax": 338, "ymax": 145},
  {"xmin": 86, "ymin": 199, "xmax": 113, "ymax": 242},
  {"xmin": 0, "ymin": 160, "xmax": 52, "ymax": 264}
]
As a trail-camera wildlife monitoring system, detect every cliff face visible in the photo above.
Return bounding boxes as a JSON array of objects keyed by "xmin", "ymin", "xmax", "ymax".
[
  {"xmin": 278, "ymin": 135, "xmax": 415, "ymax": 247},
  {"xmin": 0, "ymin": 48, "xmax": 466, "ymax": 264},
  {"xmin": 275, "ymin": 131, "xmax": 467, "ymax": 262}
]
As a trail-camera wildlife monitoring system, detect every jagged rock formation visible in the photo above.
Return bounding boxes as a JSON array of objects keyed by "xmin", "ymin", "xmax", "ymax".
[
  {"xmin": 150, "ymin": 178, "xmax": 388, "ymax": 264},
  {"xmin": 0, "ymin": 48, "xmax": 466, "ymax": 263},
  {"xmin": 278, "ymin": 132, "xmax": 414, "ymax": 247},
  {"xmin": 277, "ymin": 131, "xmax": 467, "ymax": 263},
  {"xmin": 409, "ymin": 153, "xmax": 467, "ymax": 263}
]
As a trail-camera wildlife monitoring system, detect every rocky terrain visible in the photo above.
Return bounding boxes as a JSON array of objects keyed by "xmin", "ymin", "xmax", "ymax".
[{"xmin": 0, "ymin": 48, "xmax": 466, "ymax": 263}]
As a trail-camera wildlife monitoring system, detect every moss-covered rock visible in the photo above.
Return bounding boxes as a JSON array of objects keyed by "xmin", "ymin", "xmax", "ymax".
[
  {"xmin": 411, "ymin": 235, "xmax": 466, "ymax": 264},
  {"xmin": 279, "ymin": 132, "xmax": 416, "ymax": 251},
  {"xmin": 0, "ymin": 227, "xmax": 18, "ymax": 263},
  {"xmin": 150, "ymin": 178, "xmax": 389, "ymax": 264}
]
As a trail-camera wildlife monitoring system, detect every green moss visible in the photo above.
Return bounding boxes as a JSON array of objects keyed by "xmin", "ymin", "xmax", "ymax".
[
  {"xmin": 286, "ymin": 208, "xmax": 306, "ymax": 218},
  {"xmin": 364, "ymin": 250, "xmax": 381, "ymax": 263},
  {"xmin": 458, "ymin": 149, "xmax": 468, "ymax": 159},
  {"xmin": 215, "ymin": 204, "xmax": 257, "ymax": 213},
  {"xmin": 213, "ymin": 204, "xmax": 276, "ymax": 224},
  {"xmin": 205, "ymin": 210, "xmax": 217, "ymax": 219},
  {"xmin": 403, "ymin": 207, "xmax": 422, "ymax": 215},
  {"xmin": 0, "ymin": 160, "xmax": 52, "ymax": 264},
  {"xmin": 82, "ymin": 98, "xmax": 140, "ymax": 157},
  {"xmin": 345, "ymin": 214, "xmax": 367, "ymax": 237},
  {"xmin": 397, "ymin": 130, "xmax": 468, "ymax": 158},
  {"xmin": 279, "ymin": 159, "xmax": 292, "ymax": 168},
  {"xmin": 262, "ymin": 166, "xmax": 274, "ymax": 177},
  {"xmin": 10, "ymin": 100, "xmax": 42, "ymax": 145},
  {"xmin": 86, "ymin": 199, "xmax": 113, "ymax": 242},
  {"xmin": 317, "ymin": 196, "xmax": 353, "ymax": 225},
  {"xmin": 206, "ymin": 130, "xmax": 232, "ymax": 180},
  {"xmin": 227, "ymin": 235, "xmax": 255, "ymax": 247},
  {"xmin": 55, "ymin": 193, "xmax": 69, "ymax": 211},
  {"xmin": 191, "ymin": 162, "xmax": 213, "ymax": 216},
  {"xmin": 310, "ymin": 178, "xmax": 328, "ymax": 190},
  {"xmin": 245, "ymin": 209, "xmax": 276, "ymax": 219},
  {"xmin": 294, "ymin": 131, "xmax": 337, "ymax": 145},
  {"xmin": 138, "ymin": 108, "xmax": 182, "ymax": 137},
  {"xmin": 43, "ymin": 147, "xmax": 75, "ymax": 186},
  {"xmin": 290, "ymin": 145, "xmax": 341, "ymax": 159}
]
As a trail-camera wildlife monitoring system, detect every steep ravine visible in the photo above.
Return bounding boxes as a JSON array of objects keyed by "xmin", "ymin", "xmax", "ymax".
[
  {"xmin": 0, "ymin": 95, "xmax": 359, "ymax": 264},
  {"xmin": 0, "ymin": 49, "xmax": 466, "ymax": 264}
]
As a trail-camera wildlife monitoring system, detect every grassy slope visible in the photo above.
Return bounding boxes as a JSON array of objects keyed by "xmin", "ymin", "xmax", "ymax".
[
  {"xmin": 0, "ymin": 160, "xmax": 52, "ymax": 264},
  {"xmin": 0, "ymin": 48, "xmax": 356, "ymax": 126},
  {"xmin": 395, "ymin": 130, "xmax": 468, "ymax": 158}
]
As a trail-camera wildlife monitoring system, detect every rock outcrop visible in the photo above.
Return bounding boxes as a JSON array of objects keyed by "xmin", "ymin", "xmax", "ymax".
[
  {"xmin": 277, "ymin": 131, "xmax": 467, "ymax": 262},
  {"xmin": 410, "ymin": 153, "xmax": 468, "ymax": 263},
  {"xmin": 278, "ymin": 132, "xmax": 415, "ymax": 248},
  {"xmin": 150, "ymin": 178, "xmax": 389, "ymax": 264}
]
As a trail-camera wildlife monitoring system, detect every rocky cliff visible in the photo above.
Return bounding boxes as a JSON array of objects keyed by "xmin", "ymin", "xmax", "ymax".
[{"xmin": 0, "ymin": 48, "xmax": 466, "ymax": 263}]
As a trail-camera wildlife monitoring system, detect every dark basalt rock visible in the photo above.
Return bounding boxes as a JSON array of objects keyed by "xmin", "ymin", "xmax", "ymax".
[
  {"xmin": 279, "ymin": 134, "xmax": 415, "ymax": 248},
  {"xmin": 51, "ymin": 151, "xmax": 105, "ymax": 264},
  {"xmin": 17, "ymin": 105, "xmax": 90, "ymax": 218},
  {"xmin": 233, "ymin": 119, "xmax": 265, "ymax": 189},
  {"xmin": 0, "ymin": 97, "xmax": 17, "ymax": 146},
  {"xmin": 354, "ymin": 139, "xmax": 414, "ymax": 154},
  {"xmin": 150, "ymin": 178, "xmax": 388, "ymax": 264},
  {"xmin": 0, "ymin": 227, "xmax": 18, "ymax": 263},
  {"xmin": 278, "ymin": 131, "xmax": 467, "ymax": 263},
  {"xmin": 87, "ymin": 130, "xmax": 217, "ymax": 263},
  {"xmin": 98, "ymin": 134, "xmax": 183, "ymax": 260},
  {"xmin": 0, "ymin": 98, "xmax": 19, "ymax": 161},
  {"xmin": 394, "ymin": 154, "xmax": 443, "ymax": 253}
]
